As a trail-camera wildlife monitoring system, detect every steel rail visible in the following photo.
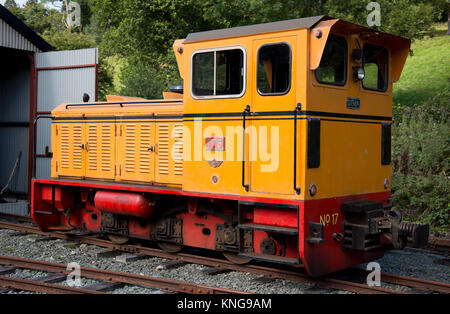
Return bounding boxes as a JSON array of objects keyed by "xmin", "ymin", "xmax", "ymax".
[
  {"xmin": 0, "ymin": 275, "xmax": 105, "ymax": 294},
  {"xmin": 0, "ymin": 213, "xmax": 34, "ymax": 223},
  {"xmin": 0, "ymin": 221, "xmax": 401, "ymax": 294},
  {"xmin": 427, "ymin": 237, "xmax": 450, "ymax": 252},
  {"xmin": 1, "ymin": 220, "xmax": 448, "ymax": 294},
  {"xmin": 0, "ymin": 255, "xmax": 249, "ymax": 295},
  {"xmin": 346, "ymin": 268, "xmax": 450, "ymax": 294}
]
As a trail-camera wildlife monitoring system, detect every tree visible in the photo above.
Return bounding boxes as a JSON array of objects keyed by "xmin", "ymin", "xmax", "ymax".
[
  {"xmin": 3, "ymin": 0, "xmax": 24, "ymax": 20},
  {"xmin": 324, "ymin": 0, "xmax": 443, "ymax": 40}
]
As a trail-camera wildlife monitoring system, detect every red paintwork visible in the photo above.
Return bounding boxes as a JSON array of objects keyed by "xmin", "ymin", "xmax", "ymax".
[
  {"xmin": 177, "ymin": 211, "xmax": 226, "ymax": 250},
  {"xmin": 253, "ymin": 207, "xmax": 297, "ymax": 228},
  {"xmin": 31, "ymin": 179, "xmax": 391, "ymax": 277},
  {"xmin": 299, "ymin": 192, "xmax": 390, "ymax": 277},
  {"xmin": 94, "ymin": 190, "xmax": 154, "ymax": 218},
  {"xmin": 32, "ymin": 179, "xmax": 301, "ymax": 206},
  {"xmin": 27, "ymin": 52, "xmax": 35, "ymax": 199},
  {"xmin": 129, "ymin": 217, "xmax": 151, "ymax": 239},
  {"xmin": 41, "ymin": 185, "xmax": 74, "ymax": 212}
]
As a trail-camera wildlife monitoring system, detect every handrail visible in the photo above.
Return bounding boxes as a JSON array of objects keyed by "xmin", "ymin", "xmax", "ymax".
[
  {"xmin": 32, "ymin": 114, "xmax": 53, "ymax": 178},
  {"xmin": 294, "ymin": 103, "xmax": 302, "ymax": 195},
  {"xmin": 65, "ymin": 99, "xmax": 183, "ymax": 109},
  {"xmin": 242, "ymin": 105, "xmax": 251, "ymax": 192}
]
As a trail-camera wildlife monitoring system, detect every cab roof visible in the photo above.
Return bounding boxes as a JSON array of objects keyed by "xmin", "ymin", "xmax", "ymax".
[{"xmin": 185, "ymin": 15, "xmax": 327, "ymax": 43}]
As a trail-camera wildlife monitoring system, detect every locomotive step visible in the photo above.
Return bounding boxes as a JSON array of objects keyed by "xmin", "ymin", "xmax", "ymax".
[
  {"xmin": 238, "ymin": 224, "xmax": 298, "ymax": 235},
  {"xmin": 239, "ymin": 253, "xmax": 300, "ymax": 266},
  {"xmin": 46, "ymin": 226, "xmax": 75, "ymax": 231}
]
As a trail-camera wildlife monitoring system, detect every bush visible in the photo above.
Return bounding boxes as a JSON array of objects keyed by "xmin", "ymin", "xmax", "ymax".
[
  {"xmin": 118, "ymin": 57, "xmax": 166, "ymax": 99},
  {"xmin": 392, "ymin": 174, "xmax": 449, "ymax": 229},
  {"xmin": 391, "ymin": 89, "xmax": 450, "ymax": 230}
]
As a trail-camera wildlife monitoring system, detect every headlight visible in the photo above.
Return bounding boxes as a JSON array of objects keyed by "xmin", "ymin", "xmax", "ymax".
[{"xmin": 355, "ymin": 67, "xmax": 365, "ymax": 81}]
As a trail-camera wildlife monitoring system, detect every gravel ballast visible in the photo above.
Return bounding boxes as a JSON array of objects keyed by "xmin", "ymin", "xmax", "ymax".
[{"xmin": 0, "ymin": 227, "xmax": 448, "ymax": 294}]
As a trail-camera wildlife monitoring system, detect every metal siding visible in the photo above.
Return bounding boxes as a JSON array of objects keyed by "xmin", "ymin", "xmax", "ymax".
[
  {"xmin": 0, "ymin": 63, "xmax": 29, "ymax": 195},
  {"xmin": 0, "ymin": 19, "xmax": 40, "ymax": 52},
  {"xmin": 0, "ymin": 127, "xmax": 29, "ymax": 194},
  {"xmin": 0, "ymin": 201, "xmax": 29, "ymax": 216},
  {"xmin": 35, "ymin": 49, "xmax": 97, "ymax": 179},
  {"xmin": 35, "ymin": 156, "xmax": 51, "ymax": 180},
  {"xmin": 0, "ymin": 67, "xmax": 29, "ymax": 122},
  {"xmin": 36, "ymin": 48, "xmax": 98, "ymax": 68}
]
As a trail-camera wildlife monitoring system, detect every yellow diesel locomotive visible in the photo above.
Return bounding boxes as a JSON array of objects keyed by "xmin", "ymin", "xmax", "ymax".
[{"xmin": 32, "ymin": 15, "xmax": 429, "ymax": 277}]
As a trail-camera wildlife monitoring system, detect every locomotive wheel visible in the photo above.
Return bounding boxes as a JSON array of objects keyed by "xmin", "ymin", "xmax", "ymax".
[
  {"xmin": 223, "ymin": 252, "xmax": 252, "ymax": 265},
  {"xmin": 157, "ymin": 242, "xmax": 183, "ymax": 253},
  {"xmin": 107, "ymin": 235, "xmax": 129, "ymax": 245}
]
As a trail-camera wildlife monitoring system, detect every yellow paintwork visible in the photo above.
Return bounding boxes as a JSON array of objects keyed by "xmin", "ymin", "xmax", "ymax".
[
  {"xmin": 51, "ymin": 18, "xmax": 410, "ymax": 203},
  {"xmin": 52, "ymin": 102, "xmax": 184, "ymax": 187},
  {"xmin": 309, "ymin": 19, "xmax": 339, "ymax": 70}
]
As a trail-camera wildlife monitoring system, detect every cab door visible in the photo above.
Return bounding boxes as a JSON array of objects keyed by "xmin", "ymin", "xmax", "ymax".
[{"xmin": 249, "ymin": 36, "xmax": 297, "ymax": 195}]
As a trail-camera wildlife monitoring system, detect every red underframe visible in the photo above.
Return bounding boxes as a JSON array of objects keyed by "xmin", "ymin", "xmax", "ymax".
[{"xmin": 32, "ymin": 178, "xmax": 391, "ymax": 277}]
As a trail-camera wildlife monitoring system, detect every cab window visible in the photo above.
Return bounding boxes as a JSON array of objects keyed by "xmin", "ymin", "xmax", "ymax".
[
  {"xmin": 315, "ymin": 35, "xmax": 347, "ymax": 86},
  {"xmin": 257, "ymin": 43, "xmax": 291, "ymax": 95},
  {"xmin": 363, "ymin": 44, "xmax": 388, "ymax": 92},
  {"xmin": 192, "ymin": 48, "xmax": 245, "ymax": 98}
]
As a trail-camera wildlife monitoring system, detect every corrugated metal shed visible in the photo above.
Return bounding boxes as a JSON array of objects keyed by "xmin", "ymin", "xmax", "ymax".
[
  {"xmin": 0, "ymin": 60, "xmax": 30, "ymax": 194},
  {"xmin": 35, "ymin": 48, "xmax": 98, "ymax": 180},
  {"xmin": 36, "ymin": 48, "xmax": 98, "ymax": 68},
  {"xmin": 0, "ymin": 4, "xmax": 53, "ymax": 52},
  {"xmin": 0, "ymin": 18, "xmax": 40, "ymax": 52},
  {"xmin": 0, "ymin": 4, "xmax": 52, "ymax": 216}
]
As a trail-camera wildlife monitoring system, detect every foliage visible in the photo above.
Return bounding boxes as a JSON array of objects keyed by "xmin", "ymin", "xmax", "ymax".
[
  {"xmin": 391, "ymin": 88, "xmax": 450, "ymax": 229},
  {"xmin": 324, "ymin": 0, "xmax": 445, "ymax": 40},
  {"xmin": 42, "ymin": 29, "xmax": 95, "ymax": 50},
  {"xmin": 118, "ymin": 57, "xmax": 166, "ymax": 100}
]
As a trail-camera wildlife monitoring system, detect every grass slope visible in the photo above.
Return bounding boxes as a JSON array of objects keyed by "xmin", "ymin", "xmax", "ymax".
[{"xmin": 393, "ymin": 33, "xmax": 450, "ymax": 105}]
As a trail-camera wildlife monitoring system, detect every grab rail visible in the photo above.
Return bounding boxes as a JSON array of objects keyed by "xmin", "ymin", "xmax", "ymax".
[
  {"xmin": 294, "ymin": 103, "xmax": 302, "ymax": 195},
  {"xmin": 65, "ymin": 99, "xmax": 183, "ymax": 109},
  {"xmin": 242, "ymin": 105, "xmax": 251, "ymax": 192}
]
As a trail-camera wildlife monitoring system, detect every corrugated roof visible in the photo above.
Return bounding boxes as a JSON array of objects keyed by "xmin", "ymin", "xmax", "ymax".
[
  {"xmin": 185, "ymin": 15, "xmax": 329, "ymax": 43},
  {"xmin": 0, "ymin": 4, "xmax": 53, "ymax": 52}
]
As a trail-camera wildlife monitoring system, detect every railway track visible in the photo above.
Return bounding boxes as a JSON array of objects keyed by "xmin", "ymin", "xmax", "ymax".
[
  {"xmin": 425, "ymin": 237, "xmax": 450, "ymax": 254},
  {"xmin": 0, "ymin": 255, "xmax": 248, "ymax": 295},
  {"xmin": 0, "ymin": 217, "xmax": 449, "ymax": 294}
]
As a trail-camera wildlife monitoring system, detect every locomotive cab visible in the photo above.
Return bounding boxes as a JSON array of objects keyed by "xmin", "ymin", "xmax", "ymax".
[{"xmin": 31, "ymin": 16, "xmax": 429, "ymax": 277}]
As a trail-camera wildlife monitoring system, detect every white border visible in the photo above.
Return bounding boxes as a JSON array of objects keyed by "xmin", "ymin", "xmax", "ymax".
[{"xmin": 190, "ymin": 46, "xmax": 247, "ymax": 100}]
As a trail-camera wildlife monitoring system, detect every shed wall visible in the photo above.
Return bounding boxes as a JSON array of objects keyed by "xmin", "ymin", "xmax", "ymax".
[{"xmin": 0, "ymin": 19, "xmax": 40, "ymax": 52}]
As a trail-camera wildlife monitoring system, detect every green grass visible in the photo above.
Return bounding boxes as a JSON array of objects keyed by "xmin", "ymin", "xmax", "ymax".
[{"xmin": 393, "ymin": 29, "xmax": 450, "ymax": 105}]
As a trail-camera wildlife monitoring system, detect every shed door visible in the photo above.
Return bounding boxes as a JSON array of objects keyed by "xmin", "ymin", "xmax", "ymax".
[{"xmin": 35, "ymin": 48, "xmax": 98, "ymax": 179}]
